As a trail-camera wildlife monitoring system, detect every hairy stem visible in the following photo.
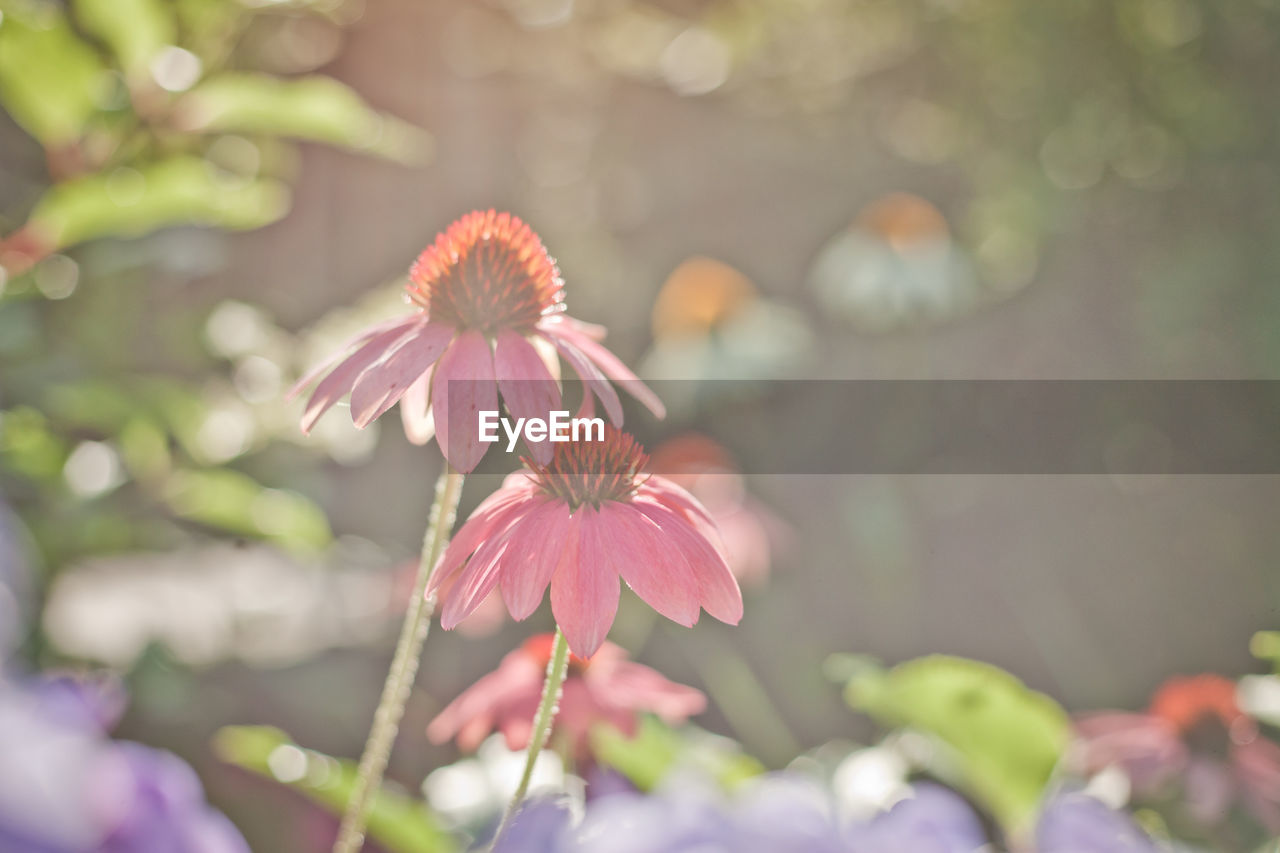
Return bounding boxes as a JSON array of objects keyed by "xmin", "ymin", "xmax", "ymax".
[
  {"xmin": 491, "ymin": 627, "xmax": 570, "ymax": 848},
  {"xmin": 333, "ymin": 465, "xmax": 465, "ymax": 853}
]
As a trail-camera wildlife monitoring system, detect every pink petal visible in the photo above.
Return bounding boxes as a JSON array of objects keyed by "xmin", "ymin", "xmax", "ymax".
[
  {"xmin": 299, "ymin": 320, "xmax": 421, "ymax": 433},
  {"xmin": 546, "ymin": 315, "xmax": 606, "ymax": 341},
  {"xmin": 550, "ymin": 509, "xmax": 619, "ymax": 657},
  {"xmin": 595, "ymin": 502, "xmax": 700, "ymax": 627},
  {"xmin": 641, "ymin": 477, "xmax": 727, "ymax": 557},
  {"xmin": 634, "ymin": 501, "xmax": 742, "ymax": 625},
  {"xmin": 494, "ymin": 329, "xmax": 562, "ymax": 465},
  {"xmin": 440, "ymin": 532, "xmax": 512, "ymax": 629},
  {"xmin": 427, "ymin": 491, "xmax": 533, "ymax": 599},
  {"xmin": 399, "ymin": 369, "xmax": 435, "ymax": 445},
  {"xmin": 499, "ymin": 500, "xmax": 570, "ymax": 620},
  {"xmin": 431, "ymin": 330, "xmax": 498, "ymax": 473},
  {"xmin": 287, "ymin": 315, "xmax": 419, "ymax": 401},
  {"xmin": 542, "ymin": 333, "xmax": 623, "ymax": 425},
  {"xmin": 544, "ymin": 319, "xmax": 665, "ymax": 418},
  {"xmin": 426, "ymin": 649, "xmax": 542, "ymax": 747},
  {"xmin": 350, "ymin": 322, "xmax": 454, "ymax": 428},
  {"xmin": 599, "ymin": 661, "xmax": 707, "ymax": 721}
]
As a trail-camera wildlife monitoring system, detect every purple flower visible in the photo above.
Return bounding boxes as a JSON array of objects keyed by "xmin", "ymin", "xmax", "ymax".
[
  {"xmin": 0, "ymin": 676, "xmax": 248, "ymax": 853},
  {"xmin": 490, "ymin": 798, "xmax": 574, "ymax": 853},
  {"xmin": 1036, "ymin": 793, "xmax": 1159, "ymax": 853},
  {"xmin": 845, "ymin": 784, "xmax": 987, "ymax": 853},
  {"xmin": 498, "ymin": 775, "xmax": 850, "ymax": 853}
]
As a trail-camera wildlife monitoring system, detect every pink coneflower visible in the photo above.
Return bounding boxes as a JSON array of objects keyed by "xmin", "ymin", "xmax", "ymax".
[
  {"xmin": 1074, "ymin": 673, "xmax": 1280, "ymax": 833},
  {"xmin": 426, "ymin": 427, "xmax": 743, "ymax": 657},
  {"xmin": 427, "ymin": 633, "xmax": 705, "ymax": 760},
  {"xmin": 289, "ymin": 210, "xmax": 663, "ymax": 472}
]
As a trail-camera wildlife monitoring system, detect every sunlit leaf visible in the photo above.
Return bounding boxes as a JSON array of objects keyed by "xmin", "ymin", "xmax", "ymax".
[
  {"xmin": 73, "ymin": 0, "xmax": 175, "ymax": 74},
  {"xmin": 177, "ymin": 73, "xmax": 428, "ymax": 163},
  {"xmin": 592, "ymin": 717, "xmax": 764, "ymax": 792},
  {"xmin": 27, "ymin": 156, "xmax": 290, "ymax": 249},
  {"xmin": 0, "ymin": 406, "xmax": 68, "ymax": 481},
  {"xmin": 0, "ymin": 1, "xmax": 107, "ymax": 144},
  {"xmin": 213, "ymin": 726, "xmax": 457, "ymax": 853},
  {"xmin": 844, "ymin": 655, "xmax": 1069, "ymax": 832},
  {"xmin": 164, "ymin": 468, "xmax": 330, "ymax": 551}
]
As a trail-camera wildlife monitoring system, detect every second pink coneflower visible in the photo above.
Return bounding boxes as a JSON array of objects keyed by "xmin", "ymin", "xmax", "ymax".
[
  {"xmin": 428, "ymin": 633, "xmax": 705, "ymax": 760},
  {"xmin": 289, "ymin": 210, "xmax": 663, "ymax": 472},
  {"xmin": 426, "ymin": 427, "xmax": 744, "ymax": 657}
]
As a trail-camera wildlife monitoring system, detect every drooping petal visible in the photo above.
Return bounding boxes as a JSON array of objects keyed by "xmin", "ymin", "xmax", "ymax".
[
  {"xmin": 440, "ymin": 532, "xmax": 514, "ymax": 629},
  {"xmin": 548, "ymin": 315, "xmax": 606, "ymax": 341},
  {"xmin": 634, "ymin": 500, "xmax": 742, "ymax": 625},
  {"xmin": 431, "ymin": 330, "xmax": 498, "ymax": 473},
  {"xmin": 597, "ymin": 660, "xmax": 707, "ymax": 722},
  {"xmin": 499, "ymin": 499, "xmax": 571, "ymax": 620},
  {"xmin": 544, "ymin": 318, "xmax": 665, "ymax": 418},
  {"xmin": 350, "ymin": 322, "xmax": 454, "ymax": 428},
  {"xmin": 427, "ymin": 648, "xmax": 542, "ymax": 748},
  {"xmin": 494, "ymin": 329, "xmax": 562, "ymax": 465},
  {"xmin": 641, "ymin": 476, "xmax": 727, "ymax": 558},
  {"xmin": 399, "ymin": 369, "xmax": 435, "ymax": 445},
  {"xmin": 550, "ymin": 509, "xmax": 618, "ymax": 657},
  {"xmin": 1072, "ymin": 713, "xmax": 1185, "ymax": 791},
  {"xmin": 542, "ymin": 333, "xmax": 623, "ymax": 426},
  {"xmin": 428, "ymin": 492, "xmax": 533, "ymax": 599},
  {"xmin": 299, "ymin": 320, "xmax": 421, "ymax": 433},
  {"xmin": 287, "ymin": 315, "xmax": 420, "ymax": 400},
  {"xmin": 594, "ymin": 502, "xmax": 700, "ymax": 627}
]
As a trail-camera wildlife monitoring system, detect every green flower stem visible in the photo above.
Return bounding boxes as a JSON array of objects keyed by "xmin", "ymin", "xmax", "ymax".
[
  {"xmin": 492, "ymin": 626, "xmax": 571, "ymax": 848},
  {"xmin": 333, "ymin": 465, "xmax": 465, "ymax": 853}
]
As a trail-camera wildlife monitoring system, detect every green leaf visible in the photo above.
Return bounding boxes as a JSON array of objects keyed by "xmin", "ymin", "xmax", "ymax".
[
  {"xmin": 73, "ymin": 0, "xmax": 175, "ymax": 74},
  {"xmin": 213, "ymin": 726, "xmax": 457, "ymax": 853},
  {"xmin": 592, "ymin": 717, "xmax": 764, "ymax": 792},
  {"xmin": 0, "ymin": 1, "xmax": 108, "ymax": 144},
  {"xmin": 0, "ymin": 406, "xmax": 69, "ymax": 481},
  {"xmin": 164, "ymin": 468, "xmax": 330, "ymax": 552},
  {"xmin": 26, "ymin": 156, "xmax": 290, "ymax": 249},
  {"xmin": 177, "ymin": 73, "xmax": 429, "ymax": 163},
  {"xmin": 844, "ymin": 655, "xmax": 1069, "ymax": 832}
]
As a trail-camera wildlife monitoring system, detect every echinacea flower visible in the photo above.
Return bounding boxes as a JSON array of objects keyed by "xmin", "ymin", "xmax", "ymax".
[
  {"xmin": 428, "ymin": 633, "xmax": 705, "ymax": 761},
  {"xmin": 290, "ymin": 210, "xmax": 663, "ymax": 472},
  {"xmin": 426, "ymin": 427, "xmax": 743, "ymax": 656},
  {"xmin": 1073, "ymin": 673, "xmax": 1280, "ymax": 833}
]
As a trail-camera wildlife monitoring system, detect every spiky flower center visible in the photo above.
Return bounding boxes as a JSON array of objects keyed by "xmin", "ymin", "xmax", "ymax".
[
  {"xmin": 407, "ymin": 210, "xmax": 564, "ymax": 334},
  {"xmin": 526, "ymin": 426, "xmax": 649, "ymax": 511}
]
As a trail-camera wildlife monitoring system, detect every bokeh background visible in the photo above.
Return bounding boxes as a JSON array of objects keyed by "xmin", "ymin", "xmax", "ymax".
[{"xmin": 2, "ymin": 0, "xmax": 1279, "ymax": 849}]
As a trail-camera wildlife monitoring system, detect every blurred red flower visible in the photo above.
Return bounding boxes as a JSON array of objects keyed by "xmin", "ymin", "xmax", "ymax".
[
  {"xmin": 427, "ymin": 633, "xmax": 705, "ymax": 760},
  {"xmin": 1074, "ymin": 673, "xmax": 1280, "ymax": 833}
]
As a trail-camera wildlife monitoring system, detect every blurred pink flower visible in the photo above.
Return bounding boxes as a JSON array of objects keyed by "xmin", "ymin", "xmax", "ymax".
[
  {"xmin": 289, "ymin": 210, "xmax": 662, "ymax": 472},
  {"xmin": 1074, "ymin": 673, "xmax": 1280, "ymax": 833},
  {"xmin": 426, "ymin": 427, "xmax": 743, "ymax": 657},
  {"xmin": 427, "ymin": 633, "xmax": 705, "ymax": 759},
  {"xmin": 648, "ymin": 433, "xmax": 789, "ymax": 586}
]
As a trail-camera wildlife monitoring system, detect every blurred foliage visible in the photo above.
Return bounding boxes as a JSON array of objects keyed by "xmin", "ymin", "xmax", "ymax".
[
  {"xmin": 0, "ymin": 0, "xmax": 427, "ymax": 612},
  {"xmin": 0, "ymin": 0, "xmax": 426, "ymax": 266},
  {"xmin": 214, "ymin": 725, "xmax": 458, "ymax": 853},
  {"xmin": 590, "ymin": 716, "xmax": 765, "ymax": 792},
  {"xmin": 844, "ymin": 654, "xmax": 1070, "ymax": 832}
]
